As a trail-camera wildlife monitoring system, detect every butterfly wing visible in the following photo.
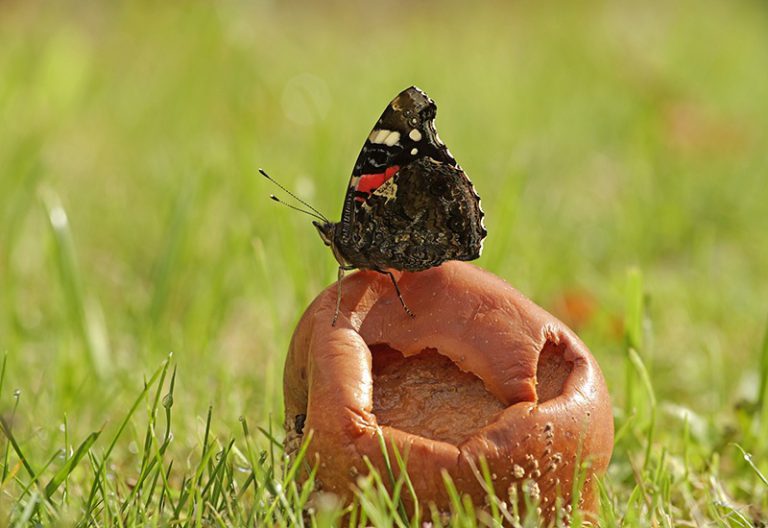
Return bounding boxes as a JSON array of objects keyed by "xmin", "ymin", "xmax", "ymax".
[
  {"xmin": 335, "ymin": 86, "xmax": 486, "ymax": 271},
  {"xmin": 338, "ymin": 86, "xmax": 461, "ymax": 239},
  {"xmin": 344, "ymin": 157, "xmax": 486, "ymax": 271}
]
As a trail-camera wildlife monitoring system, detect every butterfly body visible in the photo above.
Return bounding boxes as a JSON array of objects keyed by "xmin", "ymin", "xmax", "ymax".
[{"xmin": 313, "ymin": 86, "xmax": 486, "ymax": 323}]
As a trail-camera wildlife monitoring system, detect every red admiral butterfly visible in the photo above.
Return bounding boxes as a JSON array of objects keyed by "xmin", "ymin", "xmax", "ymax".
[{"xmin": 262, "ymin": 86, "xmax": 486, "ymax": 325}]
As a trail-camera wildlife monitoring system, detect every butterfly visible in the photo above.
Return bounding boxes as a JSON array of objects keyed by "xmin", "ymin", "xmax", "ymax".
[{"xmin": 262, "ymin": 86, "xmax": 486, "ymax": 325}]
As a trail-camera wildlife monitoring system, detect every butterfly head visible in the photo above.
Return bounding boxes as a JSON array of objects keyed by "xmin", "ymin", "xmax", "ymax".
[
  {"xmin": 313, "ymin": 220, "xmax": 335, "ymax": 247},
  {"xmin": 313, "ymin": 220, "xmax": 351, "ymax": 267}
]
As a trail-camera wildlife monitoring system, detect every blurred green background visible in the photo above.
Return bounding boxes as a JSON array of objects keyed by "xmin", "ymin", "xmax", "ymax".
[{"xmin": 1, "ymin": 0, "xmax": 768, "ymax": 523}]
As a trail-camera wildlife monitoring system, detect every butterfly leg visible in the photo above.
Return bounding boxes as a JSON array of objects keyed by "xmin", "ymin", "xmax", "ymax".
[
  {"xmin": 380, "ymin": 270, "xmax": 415, "ymax": 318},
  {"xmin": 332, "ymin": 265, "xmax": 356, "ymax": 326}
]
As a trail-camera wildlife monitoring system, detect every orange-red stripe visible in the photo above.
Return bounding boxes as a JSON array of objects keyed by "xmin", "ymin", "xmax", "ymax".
[{"xmin": 356, "ymin": 165, "xmax": 400, "ymax": 194}]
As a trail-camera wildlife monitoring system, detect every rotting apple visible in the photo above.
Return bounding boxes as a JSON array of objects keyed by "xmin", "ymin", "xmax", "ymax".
[{"xmin": 283, "ymin": 262, "xmax": 613, "ymax": 523}]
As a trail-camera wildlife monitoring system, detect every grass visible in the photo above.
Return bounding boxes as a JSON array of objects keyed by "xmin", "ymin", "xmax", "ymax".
[{"xmin": 1, "ymin": 0, "xmax": 768, "ymax": 525}]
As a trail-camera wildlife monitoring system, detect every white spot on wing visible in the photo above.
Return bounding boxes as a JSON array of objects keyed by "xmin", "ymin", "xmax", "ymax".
[
  {"xmin": 383, "ymin": 130, "xmax": 400, "ymax": 146},
  {"xmin": 411, "ymin": 148, "xmax": 418, "ymax": 155},
  {"xmin": 369, "ymin": 129, "xmax": 390, "ymax": 144},
  {"xmin": 409, "ymin": 129, "xmax": 422, "ymax": 141}
]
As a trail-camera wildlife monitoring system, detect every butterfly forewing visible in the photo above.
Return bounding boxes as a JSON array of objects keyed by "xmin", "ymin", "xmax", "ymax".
[{"xmin": 340, "ymin": 87, "xmax": 460, "ymax": 236}]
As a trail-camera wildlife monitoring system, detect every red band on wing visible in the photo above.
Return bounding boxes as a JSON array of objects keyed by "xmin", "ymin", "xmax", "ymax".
[{"xmin": 356, "ymin": 165, "xmax": 400, "ymax": 194}]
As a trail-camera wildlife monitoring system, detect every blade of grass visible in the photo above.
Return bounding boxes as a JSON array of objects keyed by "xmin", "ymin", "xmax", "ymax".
[
  {"xmin": 15, "ymin": 448, "xmax": 62, "ymax": 509},
  {"xmin": 0, "ymin": 417, "xmax": 37, "ymax": 481},
  {"xmin": 466, "ymin": 456, "xmax": 507, "ymax": 526},
  {"xmin": 757, "ymin": 316, "xmax": 768, "ymax": 439},
  {"xmin": 12, "ymin": 490, "xmax": 39, "ymax": 528},
  {"xmin": 625, "ymin": 267, "xmax": 644, "ymax": 351},
  {"xmin": 623, "ymin": 267, "xmax": 644, "ymax": 415},
  {"xmin": 84, "ymin": 357, "xmax": 170, "ymax": 514},
  {"xmin": 121, "ymin": 360, "xmax": 175, "ymax": 516},
  {"xmin": 375, "ymin": 428, "xmax": 409, "ymax": 523},
  {"xmin": 256, "ymin": 424, "xmax": 282, "ymax": 450},
  {"xmin": 628, "ymin": 348, "xmax": 657, "ymax": 471},
  {"xmin": 62, "ymin": 414, "xmax": 69, "ymax": 504},
  {"xmin": 0, "ymin": 352, "xmax": 9, "ymax": 482},
  {"xmin": 389, "ymin": 440, "xmax": 420, "ymax": 526},
  {"xmin": 148, "ymin": 172, "xmax": 200, "ymax": 325},
  {"xmin": 281, "ymin": 429, "xmax": 314, "ymax": 488},
  {"xmin": 41, "ymin": 189, "xmax": 112, "ymax": 379},
  {"xmin": 44, "ymin": 430, "xmax": 100, "ymax": 499},
  {"xmin": 731, "ymin": 443, "xmax": 768, "ymax": 487},
  {"xmin": 198, "ymin": 405, "xmax": 213, "ymax": 488},
  {"xmin": 596, "ymin": 478, "xmax": 617, "ymax": 527},
  {"xmin": 200, "ymin": 438, "xmax": 235, "ymax": 502},
  {"xmin": 440, "ymin": 470, "xmax": 466, "ymax": 523}
]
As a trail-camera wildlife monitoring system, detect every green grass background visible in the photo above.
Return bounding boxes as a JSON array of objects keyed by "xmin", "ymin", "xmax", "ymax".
[{"xmin": 1, "ymin": 0, "xmax": 768, "ymax": 525}]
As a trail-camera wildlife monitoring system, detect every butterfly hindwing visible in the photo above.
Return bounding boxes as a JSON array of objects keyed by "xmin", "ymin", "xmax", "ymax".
[{"xmin": 340, "ymin": 157, "xmax": 485, "ymax": 272}]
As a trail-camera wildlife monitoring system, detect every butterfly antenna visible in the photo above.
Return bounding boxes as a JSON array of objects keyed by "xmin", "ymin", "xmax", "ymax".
[
  {"xmin": 259, "ymin": 168, "xmax": 330, "ymax": 223},
  {"xmin": 269, "ymin": 194, "xmax": 327, "ymax": 222}
]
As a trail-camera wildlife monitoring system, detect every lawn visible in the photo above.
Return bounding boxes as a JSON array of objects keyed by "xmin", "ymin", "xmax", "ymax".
[{"xmin": 1, "ymin": 0, "xmax": 768, "ymax": 525}]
